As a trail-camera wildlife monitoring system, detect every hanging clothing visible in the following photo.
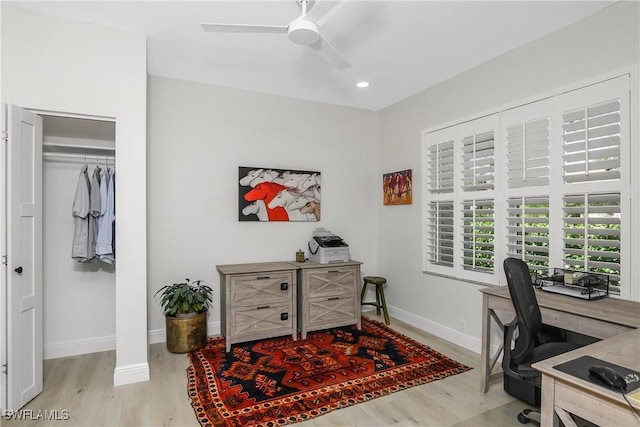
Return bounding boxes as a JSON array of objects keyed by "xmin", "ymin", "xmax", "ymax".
[
  {"xmin": 87, "ymin": 166, "xmax": 102, "ymax": 262},
  {"xmin": 96, "ymin": 167, "xmax": 115, "ymax": 264},
  {"xmin": 99, "ymin": 167, "xmax": 108, "ymax": 215},
  {"xmin": 71, "ymin": 164, "xmax": 91, "ymax": 262}
]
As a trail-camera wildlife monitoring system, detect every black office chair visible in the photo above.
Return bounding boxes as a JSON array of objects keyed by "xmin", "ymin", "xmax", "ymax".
[{"xmin": 502, "ymin": 258, "xmax": 583, "ymax": 424}]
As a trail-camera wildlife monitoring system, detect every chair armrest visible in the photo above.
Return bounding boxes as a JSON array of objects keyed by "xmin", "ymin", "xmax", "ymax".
[
  {"xmin": 502, "ymin": 318, "xmax": 518, "ymax": 376},
  {"xmin": 537, "ymin": 323, "xmax": 567, "ymax": 344}
]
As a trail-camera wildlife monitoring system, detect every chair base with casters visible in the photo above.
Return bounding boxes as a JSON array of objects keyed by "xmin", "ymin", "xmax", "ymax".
[
  {"xmin": 503, "ymin": 318, "xmax": 583, "ymax": 424},
  {"xmin": 360, "ymin": 276, "xmax": 390, "ymax": 325}
]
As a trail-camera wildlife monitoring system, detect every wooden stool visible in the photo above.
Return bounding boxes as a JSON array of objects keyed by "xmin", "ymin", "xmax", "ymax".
[{"xmin": 360, "ymin": 276, "xmax": 390, "ymax": 325}]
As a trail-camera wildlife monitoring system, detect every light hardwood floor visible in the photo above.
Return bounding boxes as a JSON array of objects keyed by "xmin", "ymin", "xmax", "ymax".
[{"xmin": 5, "ymin": 313, "xmax": 536, "ymax": 426}]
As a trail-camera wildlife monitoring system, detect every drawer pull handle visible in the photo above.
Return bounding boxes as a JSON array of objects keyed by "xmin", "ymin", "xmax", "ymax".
[
  {"xmin": 257, "ymin": 305, "xmax": 270, "ymax": 310},
  {"xmin": 328, "ymin": 297, "xmax": 340, "ymax": 301},
  {"xmin": 281, "ymin": 282, "xmax": 288, "ymax": 291},
  {"xmin": 257, "ymin": 276, "xmax": 270, "ymax": 280},
  {"xmin": 281, "ymin": 313, "xmax": 289, "ymax": 321},
  {"xmin": 328, "ymin": 270, "xmax": 340, "ymax": 273}
]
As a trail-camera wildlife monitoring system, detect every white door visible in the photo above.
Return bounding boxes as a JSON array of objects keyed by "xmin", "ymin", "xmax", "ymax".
[{"xmin": 3, "ymin": 105, "xmax": 43, "ymax": 411}]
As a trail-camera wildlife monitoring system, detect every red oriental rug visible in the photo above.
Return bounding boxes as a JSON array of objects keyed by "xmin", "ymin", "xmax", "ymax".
[{"xmin": 187, "ymin": 318, "xmax": 471, "ymax": 427}]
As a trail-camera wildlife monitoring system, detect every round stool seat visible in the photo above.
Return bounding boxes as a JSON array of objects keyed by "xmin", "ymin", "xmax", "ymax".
[{"xmin": 363, "ymin": 276, "xmax": 387, "ymax": 286}]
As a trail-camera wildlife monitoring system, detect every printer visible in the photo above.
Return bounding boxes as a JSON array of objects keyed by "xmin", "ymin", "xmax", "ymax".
[{"xmin": 308, "ymin": 228, "xmax": 349, "ymax": 264}]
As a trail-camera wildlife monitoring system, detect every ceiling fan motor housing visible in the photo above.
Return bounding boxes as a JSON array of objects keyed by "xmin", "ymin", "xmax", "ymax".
[{"xmin": 288, "ymin": 19, "xmax": 320, "ymax": 45}]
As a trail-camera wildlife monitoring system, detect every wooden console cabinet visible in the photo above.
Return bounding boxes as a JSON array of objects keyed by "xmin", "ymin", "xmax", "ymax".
[
  {"xmin": 217, "ymin": 262, "xmax": 298, "ymax": 352},
  {"xmin": 296, "ymin": 261, "xmax": 362, "ymax": 339}
]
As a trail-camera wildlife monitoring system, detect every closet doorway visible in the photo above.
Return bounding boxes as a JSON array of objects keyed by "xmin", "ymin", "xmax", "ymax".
[
  {"xmin": 41, "ymin": 115, "xmax": 116, "ymax": 360},
  {"xmin": 2, "ymin": 107, "xmax": 116, "ymax": 412}
]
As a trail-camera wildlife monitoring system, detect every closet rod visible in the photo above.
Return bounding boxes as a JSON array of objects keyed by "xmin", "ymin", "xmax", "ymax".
[
  {"xmin": 43, "ymin": 152, "xmax": 115, "ymax": 161},
  {"xmin": 43, "ymin": 142, "xmax": 115, "ymax": 152}
]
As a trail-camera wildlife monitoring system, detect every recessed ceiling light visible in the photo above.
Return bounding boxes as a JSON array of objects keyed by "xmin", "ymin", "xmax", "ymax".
[{"xmin": 356, "ymin": 81, "xmax": 370, "ymax": 88}]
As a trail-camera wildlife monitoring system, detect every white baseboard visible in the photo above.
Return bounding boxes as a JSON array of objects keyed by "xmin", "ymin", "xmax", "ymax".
[
  {"xmin": 43, "ymin": 320, "xmax": 222, "ymax": 360},
  {"xmin": 113, "ymin": 362, "xmax": 149, "ymax": 386},
  {"xmin": 148, "ymin": 328, "xmax": 165, "ymax": 345},
  {"xmin": 386, "ymin": 304, "xmax": 483, "ymax": 354},
  {"xmin": 44, "ymin": 335, "xmax": 116, "ymax": 360}
]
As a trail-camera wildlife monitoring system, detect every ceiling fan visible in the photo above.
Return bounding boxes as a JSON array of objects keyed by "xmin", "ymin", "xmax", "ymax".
[{"xmin": 201, "ymin": 0, "xmax": 351, "ymax": 70}]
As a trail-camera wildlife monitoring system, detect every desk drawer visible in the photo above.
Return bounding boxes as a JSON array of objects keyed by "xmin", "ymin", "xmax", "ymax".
[
  {"xmin": 305, "ymin": 294, "xmax": 358, "ymax": 329},
  {"xmin": 230, "ymin": 272, "xmax": 293, "ymax": 307},
  {"xmin": 303, "ymin": 266, "xmax": 358, "ymax": 298},
  {"xmin": 230, "ymin": 303, "xmax": 293, "ymax": 339},
  {"xmin": 554, "ymin": 381, "xmax": 637, "ymax": 427}
]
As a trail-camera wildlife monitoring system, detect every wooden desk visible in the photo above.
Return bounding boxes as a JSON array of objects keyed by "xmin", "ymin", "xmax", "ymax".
[
  {"xmin": 532, "ymin": 329, "xmax": 640, "ymax": 427},
  {"xmin": 479, "ymin": 286, "xmax": 640, "ymax": 393}
]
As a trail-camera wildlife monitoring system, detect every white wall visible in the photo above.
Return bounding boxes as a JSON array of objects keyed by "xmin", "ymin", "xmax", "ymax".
[
  {"xmin": 375, "ymin": 1, "xmax": 640, "ymax": 353},
  {"xmin": 146, "ymin": 76, "xmax": 378, "ymax": 338},
  {"xmin": 1, "ymin": 6, "xmax": 148, "ymax": 385}
]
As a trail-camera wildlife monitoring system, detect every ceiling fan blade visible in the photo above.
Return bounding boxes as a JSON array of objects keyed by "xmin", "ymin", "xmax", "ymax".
[
  {"xmin": 309, "ymin": 36, "xmax": 351, "ymax": 70},
  {"xmin": 306, "ymin": 0, "xmax": 347, "ymax": 25},
  {"xmin": 200, "ymin": 23, "xmax": 288, "ymax": 34}
]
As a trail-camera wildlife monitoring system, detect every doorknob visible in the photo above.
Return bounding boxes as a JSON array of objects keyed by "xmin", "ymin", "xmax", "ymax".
[{"xmin": 14, "ymin": 266, "xmax": 23, "ymax": 274}]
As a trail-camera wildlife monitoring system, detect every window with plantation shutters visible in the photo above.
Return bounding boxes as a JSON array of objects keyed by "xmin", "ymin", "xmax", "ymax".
[
  {"xmin": 506, "ymin": 117, "xmax": 550, "ymax": 188},
  {"xmin": 462, "ymin": 131, "xmax": 494, "ymax": 191},
  {"xmin": 426, "ymin": 201, "xmax": 454, "ymax": 268},
  {"xmin": 563, "ymin": 193, "xmax": 621, "ymax": 286},
  {"xmin": 422, "ymin": 74, "xmax": 630, "ymax": 295},
  {"xmin": 427, "ymin": 140, "xmax": 454, "ymax": 194},
  {"xmin": 506, "ymin": 197, "xmax": 550, "ymax": 272},
  {"xmin": 462, "ymin": 199, "xmax": 494, "ymax": 273},
  {"xmin": 562, "ymin": 99, "xmax": 621, "ymax": 184}
]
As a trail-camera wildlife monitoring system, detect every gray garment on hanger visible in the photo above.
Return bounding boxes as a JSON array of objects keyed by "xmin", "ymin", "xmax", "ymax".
[
  {"xmin": 87, "ymin": 166, "xmax": 102, "ymax": 262},
  {"xmin": 96, "ymin": 167, "xmax": 115, "ymax": 264},
  {"xmin": 71, "ymin": 164, "xmax": 91, "ymax": 262}
]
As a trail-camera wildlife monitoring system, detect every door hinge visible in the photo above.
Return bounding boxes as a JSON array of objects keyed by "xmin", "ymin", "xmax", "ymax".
[
  {"xmin": 1, "ymin": 130, "xmax": 7, "ymax": 142},
  {"xmin": 1, "ymin": 364, "xmax": 7, "ymax": 375},
  {"xmin": 1, "ymin": 255, "xmax": 7, "ymax": 266}
]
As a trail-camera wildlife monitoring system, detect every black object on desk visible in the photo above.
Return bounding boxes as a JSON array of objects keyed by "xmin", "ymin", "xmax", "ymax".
[
  {"xmin": 554, "ymin": 355, "xmax": 640, "ymax": 393},
  {"xmin": 535, "ymin": 268, "xmax": 609, "ymax": 301}
]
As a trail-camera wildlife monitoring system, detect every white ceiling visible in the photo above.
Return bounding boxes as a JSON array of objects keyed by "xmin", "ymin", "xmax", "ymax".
[{"xmin": 7, "ymin": 0, "xmax": 615, "ymax": 111}]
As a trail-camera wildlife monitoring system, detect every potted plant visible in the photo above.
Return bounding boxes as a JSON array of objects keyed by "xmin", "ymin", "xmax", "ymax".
[{"xmin": 155, "ymin": 278, "xmax": 213, "ymax": 353}]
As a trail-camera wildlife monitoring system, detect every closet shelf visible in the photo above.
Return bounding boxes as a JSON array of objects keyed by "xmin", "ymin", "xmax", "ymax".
[
  {"xmin": 43, "ymin": 141, "xmax": 115, "ymax": 152},
  {"xmin": 43, "ymin": 152, "xmax": 115, "ymax": 161}
]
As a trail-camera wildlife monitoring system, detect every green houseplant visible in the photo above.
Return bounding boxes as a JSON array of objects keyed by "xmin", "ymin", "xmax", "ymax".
[{"xmin": 155, "ymin": 278, "xmax": 213, "ymax": 353}]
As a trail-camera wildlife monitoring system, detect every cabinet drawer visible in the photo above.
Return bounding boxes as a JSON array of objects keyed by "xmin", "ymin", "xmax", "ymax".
[
  {"xmin": 306, "ymin": 295, "xmax": 358, "ymax": 328},
  {"xmin": 231, "ymin": 304, "xmax": 293, "ymax": 338},
  {"xmin": 304, "ymin": 267, "xmax": 358, "ymax": 298},
  {"xmin": 230, "ymin": 273, "xmax": 293, "ymax": 307}
]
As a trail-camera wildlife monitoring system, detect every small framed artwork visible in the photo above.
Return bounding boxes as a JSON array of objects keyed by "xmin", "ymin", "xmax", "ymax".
[
  {"xmin": 383, "ymin": 169, "xmax": 412, "ymax": 205},
  {"xmin": 238, "ymin": 166, "xmax": 321, "ymax": 222}
]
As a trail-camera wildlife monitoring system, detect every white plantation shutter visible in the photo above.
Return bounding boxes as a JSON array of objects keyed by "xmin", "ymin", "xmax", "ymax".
[
  {"xmin": 506, "ymin": 197, "xmax": 550, "ymax": 270},
  {"xmin": 462, "ymin": 199, "xmax": 494, "ymax": 273},
  {"xmin": 562, "ymin": 99, "xmax": 621, "ymax": 184},
  {"xmin": 506, "ymin": 117, "xmax": 550, "ymax": 188},
  {"xmin": 426, "ymin": 201, "xmax": 454, "ymax": 268},
  {"xmin": 563, "ymin": 193, "xmax": 621, "ymax": 286},
  {"xmin": 427, "ymin": 140, "xmax": 454, "ymax": 194},
  {"xmin": 462, "ymin": 131, "xmax": 494, "ymax": 191},
  {"xmin": 424, "ymin": 126, "xmax": 460, "ymax": 275}
]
